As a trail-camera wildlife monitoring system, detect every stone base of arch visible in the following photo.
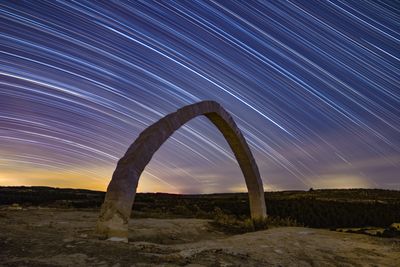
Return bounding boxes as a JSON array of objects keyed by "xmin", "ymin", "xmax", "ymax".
[{"xmin": 96, "ymin": 201, "xmax": 130, "ymax": 242}]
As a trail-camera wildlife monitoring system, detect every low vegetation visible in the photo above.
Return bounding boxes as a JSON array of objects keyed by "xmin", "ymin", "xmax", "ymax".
[
  {"xmin": 1, "ymin": 186, "xmax": 399, "ymax": 231},
  {"xmin": 211, "ymin": 207, "xmax": 301, "ymax": 234}
]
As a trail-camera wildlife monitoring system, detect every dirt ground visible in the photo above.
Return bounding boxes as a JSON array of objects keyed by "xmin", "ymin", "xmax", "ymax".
[{"xmin": 0, "ymin": 208, "xmax": 399, "ymax": 266}]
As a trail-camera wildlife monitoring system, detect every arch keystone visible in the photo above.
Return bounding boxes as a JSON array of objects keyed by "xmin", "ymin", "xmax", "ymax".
[{"xmin": 96, "ymin": 101, "xmax": 267, "ymax": 240}]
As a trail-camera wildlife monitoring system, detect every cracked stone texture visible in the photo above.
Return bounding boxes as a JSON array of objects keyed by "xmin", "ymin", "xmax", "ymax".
[{"xmin": 96, "ymin": 101, "xmax": 267, "ymax": 239}]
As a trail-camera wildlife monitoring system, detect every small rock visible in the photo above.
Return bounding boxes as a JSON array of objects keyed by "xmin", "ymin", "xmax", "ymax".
[
  {"xmin": 390, "ymin": 223, "xmax": 400, "ymax": 230},
  {"xmin": 8, "ymin": 203, "xmax": 22, "ymax": 210},
  {"xmin": 107, "ymin": 237, "xmax": 128, "ymax": 243},
  {"xmin": 97, "ymin": 260, "xmax": 108, "ymax": 267}
]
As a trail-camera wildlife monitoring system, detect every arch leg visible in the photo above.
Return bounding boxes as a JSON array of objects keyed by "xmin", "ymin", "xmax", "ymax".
[{"xmin": 96, "ymin": 166, "xmax": 139, "ymax": 241}]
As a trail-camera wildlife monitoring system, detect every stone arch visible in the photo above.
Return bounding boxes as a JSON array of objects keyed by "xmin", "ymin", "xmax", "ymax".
[{"xmin": 96, "ymin": 101, "xmax": 267, "ymax": 241}]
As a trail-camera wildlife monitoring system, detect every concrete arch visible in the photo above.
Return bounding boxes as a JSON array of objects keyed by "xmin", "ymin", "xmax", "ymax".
[{"xmin": 96, "ymin": 101, "xmax": 267, "ymax": 241}]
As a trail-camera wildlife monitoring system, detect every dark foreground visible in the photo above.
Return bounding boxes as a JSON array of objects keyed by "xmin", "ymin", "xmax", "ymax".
[{"xmin": 1, "ymin": 208, "xmax": 399, "ymax": 267}]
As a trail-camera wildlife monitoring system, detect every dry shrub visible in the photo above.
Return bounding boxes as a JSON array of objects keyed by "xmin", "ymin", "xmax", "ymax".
[{"xmin": 211, "ymin": 207, "xmax": 302, "ymax": 234}]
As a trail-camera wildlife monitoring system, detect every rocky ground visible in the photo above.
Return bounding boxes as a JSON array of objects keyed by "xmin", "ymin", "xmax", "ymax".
[{"xmin": 0, "ymin": 208, "xmax": 399, "ymax": 266}]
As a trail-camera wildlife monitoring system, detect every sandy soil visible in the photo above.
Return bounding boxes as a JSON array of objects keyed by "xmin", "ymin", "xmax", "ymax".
[{"xmin": 0, "ymin": 208, "xmax": 399, "ymax": 266}]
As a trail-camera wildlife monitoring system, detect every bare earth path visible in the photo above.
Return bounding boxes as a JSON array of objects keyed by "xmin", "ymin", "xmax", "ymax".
[{"xmin": 0, "ymin": 208, "xmax": 399, "ymax": 266}]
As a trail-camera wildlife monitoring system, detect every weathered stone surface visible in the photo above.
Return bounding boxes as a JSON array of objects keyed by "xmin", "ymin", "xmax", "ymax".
[{"xmin": 96, "ymin": 101, "xmax": 267, "ymax": 240}]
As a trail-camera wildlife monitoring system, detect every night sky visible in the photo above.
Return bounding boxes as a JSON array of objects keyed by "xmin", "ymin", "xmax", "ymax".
[{"xmin": 0, "ymin": 1, "xmax": 399, "ymax": 193}]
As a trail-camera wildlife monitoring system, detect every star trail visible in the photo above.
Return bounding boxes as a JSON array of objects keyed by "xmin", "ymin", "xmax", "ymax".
[{"xmin": 0, "ymin": 1, "xmax": 399, "ymax": 192}]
